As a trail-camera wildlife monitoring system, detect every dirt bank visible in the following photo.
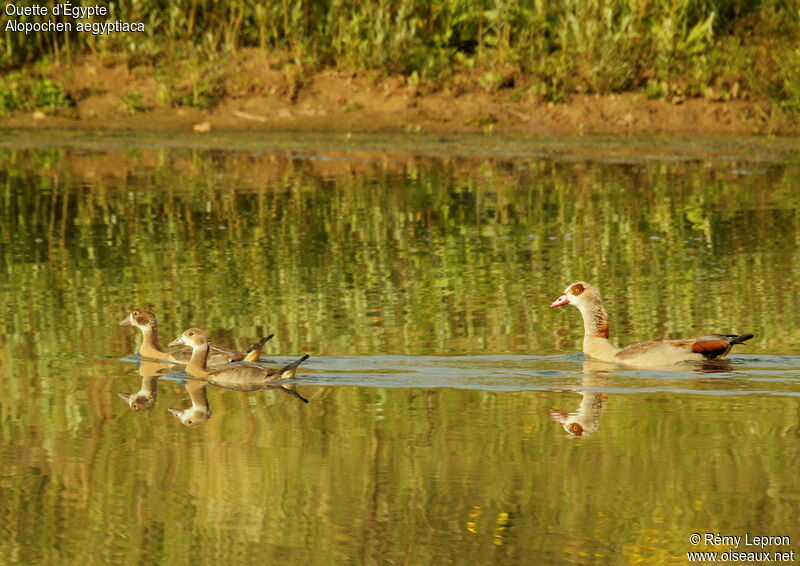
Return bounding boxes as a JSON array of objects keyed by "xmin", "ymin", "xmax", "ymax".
[{"xmin": 2, "ymin": 53, "xmax": 797, "ymax": 136}]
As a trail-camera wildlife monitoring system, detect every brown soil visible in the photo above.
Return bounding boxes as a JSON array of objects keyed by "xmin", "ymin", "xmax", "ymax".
[{"xmin": 3, "ymin": 51, "xmax": 798, "ymax": 136}]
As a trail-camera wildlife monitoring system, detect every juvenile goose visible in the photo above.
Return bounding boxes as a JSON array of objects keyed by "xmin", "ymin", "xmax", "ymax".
[
  {"xmin": 169, "ymin": 328, "xmax": 310, "ymax": 403},
  {"xmin": 549, "ymin": 281, "xmax": 754, "ymax": 366},
  {"xmin": 119, "ymin": 309, "xmax": 272, "ymax": 365}
]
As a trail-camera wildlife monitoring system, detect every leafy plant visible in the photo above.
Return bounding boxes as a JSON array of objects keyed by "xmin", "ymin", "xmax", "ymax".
[
  {"xmin": 31, "ymin": 79, "xmax": 72, "ymax": 112},
  {"xmin": 121, "ymin": 92, "xmax": 146, "ymax": 115},
  {"xmin": 0, "ymin": 75, "xmax": 72, "ymax": 115}
]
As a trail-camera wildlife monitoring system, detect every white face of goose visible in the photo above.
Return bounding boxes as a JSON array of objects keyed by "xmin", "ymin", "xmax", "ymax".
[
  {"xmin": 168, "ymin": 328, "xmax": 210, "ymax": 349},
  {"xmin": 549, "ymin": 281, "xmax": 593, "ymax": 309}
]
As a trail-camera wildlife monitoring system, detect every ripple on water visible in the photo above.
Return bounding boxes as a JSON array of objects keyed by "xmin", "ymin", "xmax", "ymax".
[{"xmin": 246, "ymin": 354, "xmax": 800, "ymax": 397}]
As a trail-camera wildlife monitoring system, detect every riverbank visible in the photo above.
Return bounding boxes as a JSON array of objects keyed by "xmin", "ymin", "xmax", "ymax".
[{"xmin": 1, "ymin": 52, "xmax": 798, "ymax": 136}]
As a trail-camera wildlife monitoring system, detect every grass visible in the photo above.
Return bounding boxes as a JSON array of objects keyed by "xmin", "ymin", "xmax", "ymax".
[{"xmin": 1, "ymin": 0, "xmax": 799, "ymax": 113}]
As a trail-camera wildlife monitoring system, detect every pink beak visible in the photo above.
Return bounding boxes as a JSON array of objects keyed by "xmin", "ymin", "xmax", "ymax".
[
  {"xmin": 118, "ymin": 316, "xmax": 131, "ymax": 326},
  {"xmin": 549, "ymin": 294, "xmax": 569, "ymax": 308}
]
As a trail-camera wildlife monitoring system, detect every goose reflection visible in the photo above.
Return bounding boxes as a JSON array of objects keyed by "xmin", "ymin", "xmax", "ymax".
[
  {"xmin": 549, "ymin": 360, "xmax": 739, "ymax": 436},
  {"xmin": 118, "ymin": 359, "xmax": 175, "ymax": 412},
  {"xmin": 549, "ymin": 361, "xmax": 610, "ymax": 437},
  {"xmin": 168, "ymin": 378, "xmax": 211, "ymax": 427},
  {"xmin": 168, "ymin": 375, "xmax": 309, "ymax": 427}
]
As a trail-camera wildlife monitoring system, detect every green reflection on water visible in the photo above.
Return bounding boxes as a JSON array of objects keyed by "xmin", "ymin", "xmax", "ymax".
[
  {"xmin": 3, "ymin": 145, "xmax": 800, "ymax": 356},
  {"xmin": 1, "ymin": 139, "xmax": 800, "ymax": 564},
  {"xmin": 1, "ymin": 380, "xmax": 798, "ymax": 565}
]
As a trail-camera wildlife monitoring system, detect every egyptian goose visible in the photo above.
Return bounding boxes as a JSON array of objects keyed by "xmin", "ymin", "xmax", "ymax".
[
  {"xmin": 168, "ymin": 328, "xmax": 310, "ymax": 403},
  {"xmin": 549, "ymin": 282, "xmax": 754, "ymax": 366},
  {"xmin": 119, "ymin": 309, "xmax": 273, "ymax": 365}
]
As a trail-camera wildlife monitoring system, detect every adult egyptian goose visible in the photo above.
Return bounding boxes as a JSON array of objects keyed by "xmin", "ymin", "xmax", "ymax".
[
  {"xmin": 549, "ymin": 282, "xmax": 754, "ymax": 366},
  {"xmin": 169, "ymin": 328, "xmax": 310, "ymax": 403},
  {"xmin": 119, "ymin": 309, "xmax": 272, "ymax": 365}
]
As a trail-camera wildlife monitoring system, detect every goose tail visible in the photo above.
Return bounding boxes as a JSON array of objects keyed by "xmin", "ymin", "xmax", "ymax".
[
  {"xmin": 729, "ymin": 333, "xmax": 754, "ymax": 345},
  {"xmin": 243, "ymin": 334, "xmax": 274, "ymax": 362},
  {"xmin": 280, "ymin": 354, "xmax": 310, "ymax": 379}
]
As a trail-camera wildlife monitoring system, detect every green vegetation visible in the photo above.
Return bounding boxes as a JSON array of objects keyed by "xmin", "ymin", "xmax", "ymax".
[
  {"xmin": 0, "ymin": 73, "xmax": 73, "ymax": 115},
  {"xmin": 120, "ymin": 91, "xmax": 146, "ymax": 114},
  {"xmin": 2, "ymin": 0, "xmax": 800, "ymax": 112},
  {"xmin": 155, "ymin": 55, "xmax": 228, "ymax": 108}
]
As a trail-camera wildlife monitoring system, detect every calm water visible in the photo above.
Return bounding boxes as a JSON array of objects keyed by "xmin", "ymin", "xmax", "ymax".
[{"xmin": 1, "ymin": 132, "xmax": 800, "ymax": 564}]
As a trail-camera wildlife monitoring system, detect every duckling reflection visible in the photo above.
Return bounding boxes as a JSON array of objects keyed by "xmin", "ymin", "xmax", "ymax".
[
  {"xmin": 119, "ymin": 308, "xmax": 273, "ymax": 365},
  {"xmin": 168, "ymin": 378, "xmax": 211, "ymax": 427},
  {"xmin": 549, "ymin": 361, "xmax": 610, "ymax": 437},
  {"xmin": 118, "ymin": 359, "xmax": 174, "ymax": 412},
  {"xmin": 168, "ymin": 376, "xmax": 308, "ymax": 428}
]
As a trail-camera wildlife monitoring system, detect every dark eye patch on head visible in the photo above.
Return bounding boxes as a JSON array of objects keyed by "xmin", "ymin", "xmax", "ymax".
[
  {"xmin": 568, "ymin": 423, "xmax": 584, "ymax": 435},
  {"xmin": 570, "ymin": 283, "xmax": 585, "ymax": 296}
]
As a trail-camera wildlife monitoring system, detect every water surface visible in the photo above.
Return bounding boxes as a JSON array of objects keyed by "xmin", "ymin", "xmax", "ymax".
[{"xmin": 1, "ymin": 132, "xmax": 799, "ymax": 564}]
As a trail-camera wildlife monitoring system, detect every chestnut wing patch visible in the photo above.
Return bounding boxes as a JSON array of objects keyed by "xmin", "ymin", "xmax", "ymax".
[
  {"xmin": 693, "ymin": 334, "xmax": 754, "ymax": 360},
  {"xmin": 692, "ymin": 340, "xmax": 728, "ymax": 353}
]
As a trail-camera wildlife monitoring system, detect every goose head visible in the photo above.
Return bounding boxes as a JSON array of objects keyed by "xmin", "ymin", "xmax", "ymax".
[
  {"xmin": 168, "ymin": 328, "xmax": 210, "ymax": 350},
  {"xmin": 550, "ymin": 281, "xmax": 611, "ymax": 340},
  {"xmin": 119, "ymin": 309, "xmax": 157, "ymax": 332},
  {"xmin": 549, "ymin": 281, "xmax": 599, "ymax": 309}
]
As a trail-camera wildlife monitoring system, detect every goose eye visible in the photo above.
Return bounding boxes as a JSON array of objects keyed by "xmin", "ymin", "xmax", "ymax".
[
  {"xmin": 133, "ymin": 311, "xmax": 139, "ymax": 316},
  {"xmin": 188, "ymin": 331, "xmax": 194, "ymax": 336},
  {"xmin": 570, "ymin": 284, "xmax": 585, "ymax": 296},
  {"xmin": 568, "ymin": 423, "xmax": 583, "ymax": 435}
]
